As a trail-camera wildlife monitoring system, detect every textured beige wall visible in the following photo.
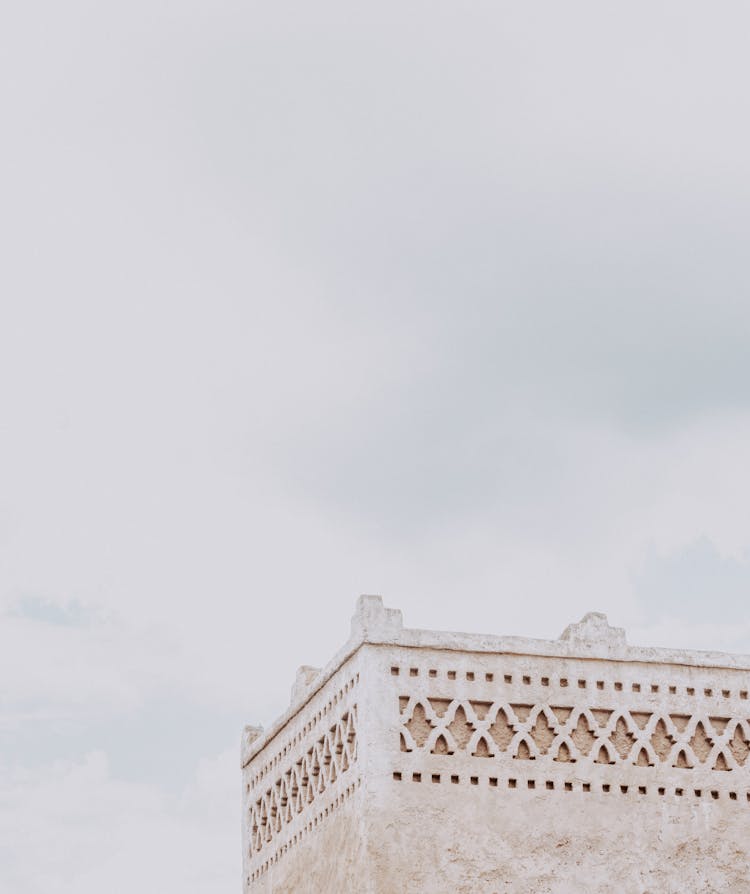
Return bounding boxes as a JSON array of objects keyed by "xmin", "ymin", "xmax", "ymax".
[
  {"xmin": 243, "ymin": 598, "xmax": 750, "ymax": 893},
  {"xmin": 373, "ymin": 641, "xmax": 750, "ymax": 893},
  {"xmin": 371, "ymin": 779, "xmax": 749, "ymax": 893},
  {"xmin": 247, "ymin": 793, "xmax": 367, "ymax": 894}
]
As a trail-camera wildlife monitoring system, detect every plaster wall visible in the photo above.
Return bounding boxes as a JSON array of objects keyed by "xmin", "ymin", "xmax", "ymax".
[{"xmin": 371, "ymin": 642, "xmax": 750, "ymax": 893}]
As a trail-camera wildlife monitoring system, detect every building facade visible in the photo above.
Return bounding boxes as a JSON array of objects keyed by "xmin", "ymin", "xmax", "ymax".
[{"xmin": 242, "ymin": 596, "xmax": 750, "ymax": 892}]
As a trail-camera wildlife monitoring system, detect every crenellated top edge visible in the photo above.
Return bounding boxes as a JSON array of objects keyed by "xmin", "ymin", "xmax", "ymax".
[{"xmin": 241, "ymin": 596, "xmax": 750, "ymax": 767}]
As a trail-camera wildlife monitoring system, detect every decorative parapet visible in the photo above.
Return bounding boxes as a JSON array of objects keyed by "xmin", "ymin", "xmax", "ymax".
[
  {"xmin": 247, "ymin": 700, "xmax": 359, "ymax": 870},
  {"xmin": 243, "ymin": 597, "xmax": 750, "ymax": 769},
  {"xmin": 243, "ymin": 659, "xmax": 362, "ymax": 886},
  {"xmin": 396, "ymin": 664, "xmax": 750, "ymax": 774}
]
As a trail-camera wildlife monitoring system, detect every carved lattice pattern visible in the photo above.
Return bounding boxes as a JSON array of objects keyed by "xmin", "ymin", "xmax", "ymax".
[
  {"xmin": 399, "ymin": 698, "xmax": 750, "ymax": 772},
  {"xmin": 249, "ymin": 707, "xmax": 358, "ymax": 855}
]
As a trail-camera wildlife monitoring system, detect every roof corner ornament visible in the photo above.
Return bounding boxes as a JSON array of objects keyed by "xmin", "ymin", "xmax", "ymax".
[
  {"xmin": 241, "ymin": 724, "xmax": 264, "ymax": 767},
  {"xmin": 290, "ymin": 665, "xmax": 321, "ymax": 703},
  {"xmin": 559, "ymin": 611, "xmax": 627, "ymax": 648},
  {"xmin": 350, "ymin": 594, "xmax": 403, "ymax": 642}
]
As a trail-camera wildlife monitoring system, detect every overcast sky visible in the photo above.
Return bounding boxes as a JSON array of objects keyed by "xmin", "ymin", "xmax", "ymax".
[{"xmin": 3, "ymin": 2, "xmax": 750, "ymax": 890}]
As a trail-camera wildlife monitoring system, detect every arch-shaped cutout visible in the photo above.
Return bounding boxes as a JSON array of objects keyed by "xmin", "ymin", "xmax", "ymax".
[
  {"xmin": 713, "ymin": 751, "xmax": 731, "ymax": 772},
  {"xmin": 689, "ymin": 721, "xmax": 713, "ymax": 763},
  {"xmin": 610, "ymin": 716, "xmax": 636, "ymax": 760},
  {"xmin": 431, "ymin": 733, "xmax": 451, "ymax": 756},
  {"xmin": 570, "ymin": 714, "xmax": 596, "ymax": 756},
  {"xmin": 472, "ymin": 735, "xmax": 493, "ymax": 758},
  {"xmin": 514, "ymin": 738, "xmax": 534, "ymax": 760},
  {"xmin": 594, "ymin": 743, "xmax": 614, "ymax": 765},
  {"xmin": 448, "ymin": 704, "xmax": 474, "ymax": 750}
]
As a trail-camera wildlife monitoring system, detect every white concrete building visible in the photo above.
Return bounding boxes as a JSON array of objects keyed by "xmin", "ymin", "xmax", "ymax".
[{"xmin": 242, "ymin": 596, "xmax": 750, "ymax": 892}]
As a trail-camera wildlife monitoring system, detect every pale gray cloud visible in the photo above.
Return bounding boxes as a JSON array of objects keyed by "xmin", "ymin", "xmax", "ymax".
[
  {"xmin": 635, "ymin": 538, "xmax": 750, "ymax": 634},
  {"xmin": 0, "ymin": 750, "xmax": 239, "ymax": 894},
  {"xmin": 2, "ymin": 1, "xmax": 750, "ymax": 889}
]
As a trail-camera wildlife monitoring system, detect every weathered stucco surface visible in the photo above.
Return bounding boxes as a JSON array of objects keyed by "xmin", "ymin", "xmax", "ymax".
[{"xmin": 243, "ymin": 597, "xmax": 750, "ymax": 893}]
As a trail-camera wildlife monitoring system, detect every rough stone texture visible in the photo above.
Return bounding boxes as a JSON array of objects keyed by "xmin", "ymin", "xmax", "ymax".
[{"xmin": 242, "ymin": 597, "xmax": 750, "ymax": 893}]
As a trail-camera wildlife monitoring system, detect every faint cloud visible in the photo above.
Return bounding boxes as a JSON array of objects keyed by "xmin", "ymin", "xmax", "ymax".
[
  {"xmin": 0, "ymin": 749, "xmax": 239, "ymax": 894},
  {"xmin": 631, "ymin": 538, "xmax": 750, "ymax": 654},
  {"xmin": 9, "ymin": 595, "xmax": 93, "ymax": 628},
  {"xmin": 635, "ymin": 537, "xmax": 750, "ymax": 622}
]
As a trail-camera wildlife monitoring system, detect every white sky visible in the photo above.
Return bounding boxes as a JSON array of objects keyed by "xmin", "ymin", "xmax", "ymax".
[{"xmin": 3, "ymin": 2, "xmax": 750, "ymax": 890}]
